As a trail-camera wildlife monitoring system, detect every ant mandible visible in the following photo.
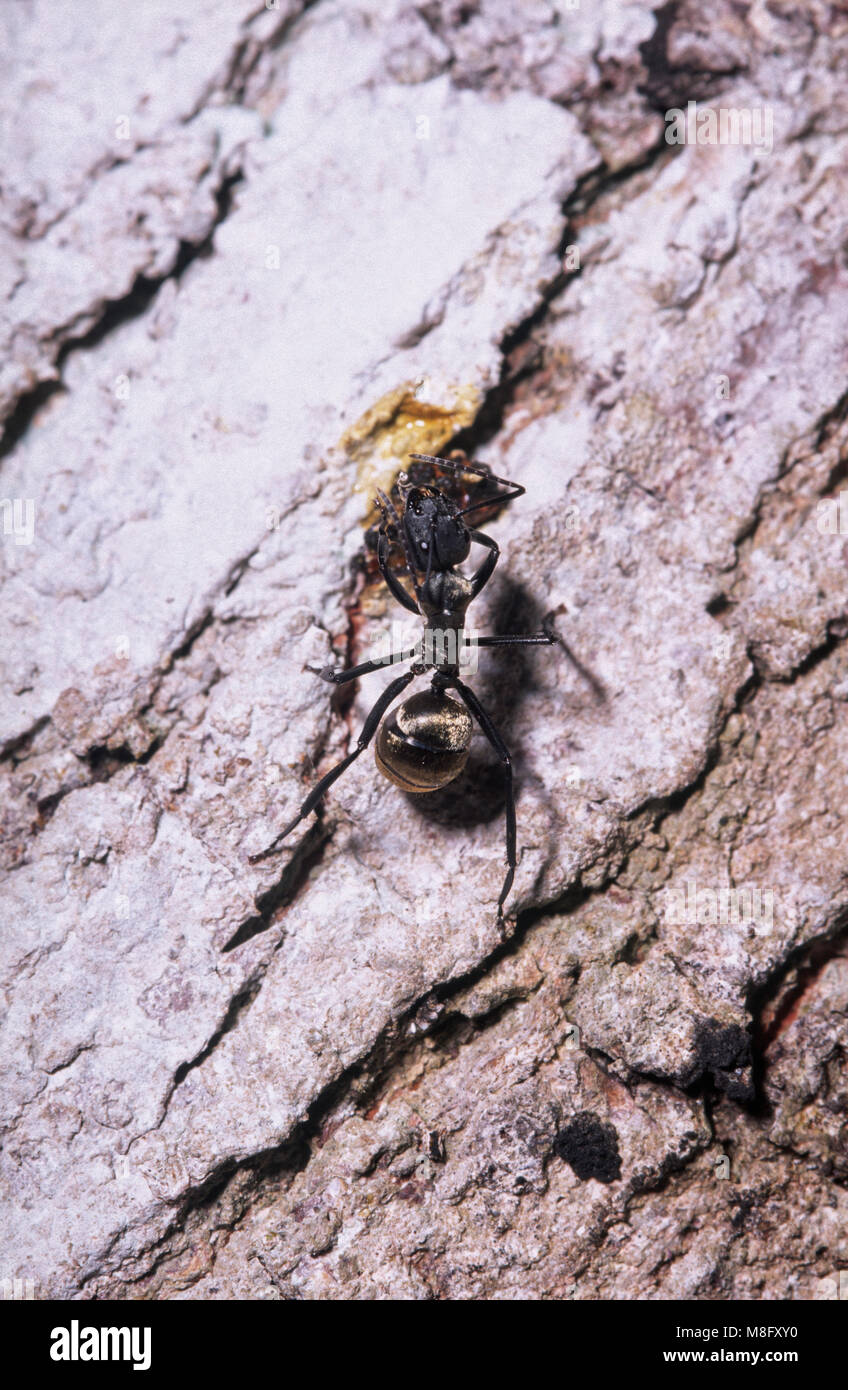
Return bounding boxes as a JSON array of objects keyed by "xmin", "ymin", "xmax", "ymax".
[{"xmin": 251, "ymin": 452, "xmax": 564, "ymax": 926}]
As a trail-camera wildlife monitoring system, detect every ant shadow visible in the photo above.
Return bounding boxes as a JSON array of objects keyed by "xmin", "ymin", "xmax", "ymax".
[{"xmin": 405, "ymin": 574, "xmax": 605, "ymax": 834}]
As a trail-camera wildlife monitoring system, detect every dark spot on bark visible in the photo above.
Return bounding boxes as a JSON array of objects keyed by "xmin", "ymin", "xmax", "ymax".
[
  {"xmin": 423, "ymin": 1129, "xmax": 447, "ymax": 1163},
  {"xmin": 552, "ymin": 1111, "xmax": 622, "ymax": 1184},
  {"xmin": 690, "ymin": 1017, "xmax": 754, "ymax": 1101},
  {"xmin": 637, "ymin": 0, "xmax": 745, "ymax": 113}
]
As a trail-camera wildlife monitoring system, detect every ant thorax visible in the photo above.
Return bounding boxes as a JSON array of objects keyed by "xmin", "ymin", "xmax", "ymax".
[{"xmin": 420, "ymin": 569, "xmax": 474, "ymax": 627}]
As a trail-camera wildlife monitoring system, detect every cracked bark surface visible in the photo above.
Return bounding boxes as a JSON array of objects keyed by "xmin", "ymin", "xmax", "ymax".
[{"xmin": 1, "ymin": 0, "xmax": 847, "ymax": 1300}]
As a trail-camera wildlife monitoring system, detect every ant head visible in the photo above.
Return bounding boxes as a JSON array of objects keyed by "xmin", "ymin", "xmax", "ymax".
[{"xmin": 398, "ymin": 473, "xmax": 471, "ymax": 570}]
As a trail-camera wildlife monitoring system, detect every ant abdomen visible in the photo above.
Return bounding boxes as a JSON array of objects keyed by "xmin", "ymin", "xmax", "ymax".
[{"xmin": 375, "ymin": 690, "xmax": 472, "ymax": 792}]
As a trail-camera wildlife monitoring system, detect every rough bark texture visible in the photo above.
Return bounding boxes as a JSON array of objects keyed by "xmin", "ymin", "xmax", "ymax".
[{"xmin": 2, "ymin": 0, "xmax": 847, "ymax": 1300}]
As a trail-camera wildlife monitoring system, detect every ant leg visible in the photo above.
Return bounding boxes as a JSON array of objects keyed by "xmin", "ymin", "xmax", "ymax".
[
  {"xmin": 377, "ymin": 530, "xmax": 419, "ymax": 615},
  {"xmin": 468, "ymin": 530, "xmax": 499, "ymax": 598},
  {"xmin": 472, "ymin": 618, "xmax": 606, "ymax": 701},
  {"xmin": 450, "ymin": 676, "xmax": 516, "ymax": 927},
  {"xmin": 315, "ymin": 647, "xmax": 418, "ymax": 684},
  {"xmin": 472, "ymin": 634, "xmax": 554, "ymax": 648},
  {"xmin": 249, "ymin": 667, "xmax": 416, "ymax": 862},
  {"xmin": 376, "ymin": 491, "xmax": 423, "ymax": 610},
  {"xmin": 468, "ymin": 614, "xmax": 560, "ymax": 647},
  {"xmin": 540, "ymin": 612, "xmax": 607, "ymax": 702}
]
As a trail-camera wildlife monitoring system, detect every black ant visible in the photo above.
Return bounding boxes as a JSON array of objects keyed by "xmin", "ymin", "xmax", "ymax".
[{"xmin": 250, "ymin": 452, "xmax": 565, "ymax": 926}]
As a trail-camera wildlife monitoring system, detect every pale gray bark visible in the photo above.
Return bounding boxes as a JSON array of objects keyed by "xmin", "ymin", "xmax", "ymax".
[{"xmin": 1, "ymin": 0, "xmax": 846, "ymax": 1300}]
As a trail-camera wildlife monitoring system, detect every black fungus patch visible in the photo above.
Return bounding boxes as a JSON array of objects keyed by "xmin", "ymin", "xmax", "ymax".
[
  {"xmin": 552, "ymin": 1111, "xmax": 622, "ymax": 1184},
  {"xmin": 690, "ymin": 1017, "xmax": 754, "ymax": 1102}
]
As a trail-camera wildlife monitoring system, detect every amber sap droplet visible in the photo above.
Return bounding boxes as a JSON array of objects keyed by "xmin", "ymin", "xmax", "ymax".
[{"xmin": 375, "ymin": 690, "xmax": 472, "ymax": 792}]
